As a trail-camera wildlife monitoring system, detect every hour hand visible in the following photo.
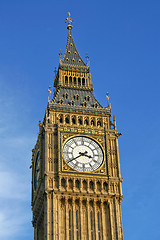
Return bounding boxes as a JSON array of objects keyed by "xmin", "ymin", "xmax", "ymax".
[
  {"xmin": 79, "ymin": 151, "xmax": 87, "ymax": 156},
  {"xmin": 84, "ymin": 154, "xmax": 92, "ymax": 158}
]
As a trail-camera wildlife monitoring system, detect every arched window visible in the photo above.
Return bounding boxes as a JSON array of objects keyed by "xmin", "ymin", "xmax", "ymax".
[
  {"xmin": 84, "ymin": 119, "xmax": 89, "ymax": 125},
  {"xmin": 86, "ymin": 95, "xmax": 90, "ymax": 101},
  {"xmin": 75, "ymin": 180, "xmax": 80, "ymax": 189},
  {"xmin": 60, "ymin": 99, "xmax": 63, "ymax": 104},
  {"xmin": 68, "ymin": 179, "xmax": 73, "ymax": 189},
  {"xmin": 71, "ymin": 100, "xmax": 74, "ymax": 106},
  {"xmin": 69, "ymin": 76, "xmax": 72, "ymax": 85},
  {"xmin": 97, "ymin": 121, "xmax": 102, "ymax": 127},
  {"xmin": 65, "ymin": 93, "xmax": 68, "ymax": 99},
  {"xmin": 59, "ymin": 115, "xmax": 63, "ymax": 123},
  {"xmin": 78, "ymin": 118, "xmax": 82, "ymax": 125},
  {"xmin": 72, "ymin": 117, "xmax": 76, "ymax": 124},
  {"xmin": 75, "ymin": 94, "xmax": 79, "ymax": 100},
  {"xmin": 78, "ymin": 78, "xmax": 81, "ymax": 86},
  {"xmin": 94, "ymin": 102, "xmax": 98, "ymax": 108},
  {"xmin": 103, "ymin": 182, "xmax": 108, "ymax": 191},
  {"xmin": 97, "ymin": 181, "xmax": 101, "ymax": 191},
  {"xmin": 74, "ymin": 77, "xmax": 77, "ymax": 85},
  {"xmin": 65, "ymin": 117, "xmax": 69, "ymax": 124},
  {"xmin": 83, "ymin": 101, "xmax": 87, "ymax": 107},
  {"xmin": 61, "ymin": 178, "xmax": 66, "ymax": 187},
  {"xmin": 83, "ymin": 180, "xmax": 87, "ymax": 191},
  {"xmin": 65, "ymin": 76, "xmax": 68, "ymax": 85},
  {"xmin": 82, "ymin": 78, "xmax": 85, "ymax": 86},
  {"xmin": 89, "ymin": 181, "xmax": 94, "ymax": 190},
  {"xmin": 91, "ymin": 120, "xmax": 95, "ymax": 126}
]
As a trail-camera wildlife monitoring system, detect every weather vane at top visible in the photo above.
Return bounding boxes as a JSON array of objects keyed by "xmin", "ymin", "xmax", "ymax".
[{"xmin": 65, "ymin": 12, "xmax": 74, "ymax": 30}]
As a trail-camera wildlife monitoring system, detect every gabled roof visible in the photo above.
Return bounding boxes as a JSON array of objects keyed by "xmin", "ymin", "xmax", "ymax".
[{"xmin": 60, "ymin": 29, "xmax": 88, "ymax": 69}]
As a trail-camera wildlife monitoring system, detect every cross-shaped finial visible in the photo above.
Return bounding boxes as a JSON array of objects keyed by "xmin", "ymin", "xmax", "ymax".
[
  {"xmin": 65, "ymin": 12, "xmax": 74, "ymax": 30},
  {"xmin": 106, "ymin": 92, "xmax": 110, "ymax": 103}
]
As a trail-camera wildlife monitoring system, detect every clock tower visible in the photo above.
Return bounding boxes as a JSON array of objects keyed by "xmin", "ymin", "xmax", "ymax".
[{"xmin": 31, "ymin": 13, "xmax": 123, "ymax": 240}]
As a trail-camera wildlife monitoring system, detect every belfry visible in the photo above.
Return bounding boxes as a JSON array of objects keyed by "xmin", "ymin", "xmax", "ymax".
[{"xmin": 31, "ymin": 13, "xmax": 123, "ymax": 240}]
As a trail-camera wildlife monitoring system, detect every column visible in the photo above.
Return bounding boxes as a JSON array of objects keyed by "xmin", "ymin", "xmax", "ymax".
[
  {"xmin": 72, "ymin": 197, "xmax": 76, "ymax": 239},
  {"xmin": 65, "ymin": 197, "xmax": 69, "ymax": 240},
  {"xmin": 115, "ymin": 199, "xmax": 123, "ymax": 240},
  {"xmin": 87, "ymin": 199, "xmax": 91, "ymax": 240},
  {"xmin": 93, "ymin": 200, "xmax": 98, "ymax": 240},
  {"xmin": 109, "ymin": 199, "xmax": 115, "ymax": 240},
  {"xmin": 79, "ymin": 199, "xmax": 83, "ymax": 240},
  {"xmin": 101, "ymin": 201, "xmax": 105, "ymax": 240},
  {"xmin": 53, "ymin": 194, "xmax": 56, "ymax": 240}
]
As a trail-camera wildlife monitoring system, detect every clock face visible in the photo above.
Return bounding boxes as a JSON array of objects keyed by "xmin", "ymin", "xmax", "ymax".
[
  {"xmin": 63, "ymin": 136, "xmax": 104, "ymax": 172},
  {"xmin": 34, "ymin": 150, "xmax": 40, "ymax": 190}
]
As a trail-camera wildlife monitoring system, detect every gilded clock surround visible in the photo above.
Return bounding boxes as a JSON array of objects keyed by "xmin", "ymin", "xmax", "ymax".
[
  {"xmin": 31, "ymin": 13, "xmax": 123, "ymax": 240},
  {"xmin": 60, "ymin": 133, "xmax": 106, "ymax": 175}
]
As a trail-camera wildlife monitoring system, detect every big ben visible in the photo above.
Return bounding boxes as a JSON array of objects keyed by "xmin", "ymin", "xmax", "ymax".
[{"xmin": 31, "ymin": 12, "xmax": 123, "ymax": 240}]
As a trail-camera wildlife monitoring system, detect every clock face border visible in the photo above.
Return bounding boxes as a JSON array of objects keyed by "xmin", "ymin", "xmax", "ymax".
[
  {"xmin": 60, "ymin": 132, "xmax": 107, "ymax": 176},
  {"xmin": 63, "ymin": 136, "xmax": 104, "ymax": 172}
]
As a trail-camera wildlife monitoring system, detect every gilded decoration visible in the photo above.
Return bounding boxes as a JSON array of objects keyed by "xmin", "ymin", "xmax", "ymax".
[{"xmin": 59, "ymin": 131, "xmax": 107, "ymax": 176}]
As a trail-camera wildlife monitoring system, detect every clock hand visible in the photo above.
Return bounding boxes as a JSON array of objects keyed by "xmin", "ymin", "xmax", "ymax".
[
  {"xmin": 67, "ymin": 153, "xmax": 82, "ymax": 163},
  {"xmin": 84, "ymin": 154, "xmax": 92, "ymax": 158},
  {"xmin": 79, "ymin": 151, "xmax": 88, "ymax": 156},
  {"xmin": 67, "ymin": 151, "xmax": 88, "ymax": 163}
]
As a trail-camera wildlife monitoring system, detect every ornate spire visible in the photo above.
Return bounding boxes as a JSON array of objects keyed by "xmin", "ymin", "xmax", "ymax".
[{"xmin": 60, "ymin": 13, "xmax": 88, "ymax": 69}]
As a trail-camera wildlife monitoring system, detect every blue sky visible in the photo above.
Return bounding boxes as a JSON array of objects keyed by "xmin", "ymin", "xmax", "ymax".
[{"xmin": 0, "ymin": 0, "xmax": 160, "ymax": 239}]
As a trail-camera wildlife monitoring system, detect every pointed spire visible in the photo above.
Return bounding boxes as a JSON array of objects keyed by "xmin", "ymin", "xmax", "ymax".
[{"xmin": 60, "ymin": 13, "xmax": 88, "ymax": 69}]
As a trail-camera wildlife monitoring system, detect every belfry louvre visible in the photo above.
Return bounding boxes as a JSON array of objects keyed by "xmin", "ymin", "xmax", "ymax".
[{"xmin": 31, "ymin": 13, "xmax": 123, "ymax": 240}]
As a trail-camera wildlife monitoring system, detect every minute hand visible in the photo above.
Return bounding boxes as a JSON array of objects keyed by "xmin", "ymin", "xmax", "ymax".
[{"xmin": 67, "ymin": 154, "xmax": 82, "ymax": 163}]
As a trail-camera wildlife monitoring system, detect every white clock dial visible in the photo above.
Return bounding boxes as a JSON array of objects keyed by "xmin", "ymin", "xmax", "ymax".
[{"xmin": 63, "ymin": 136, "xmax": 104, "ymax": 172}]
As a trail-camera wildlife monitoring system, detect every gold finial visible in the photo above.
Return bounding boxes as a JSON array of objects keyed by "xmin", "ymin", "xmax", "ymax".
[
  {"xmin": 65, "ymin": 12, "xmax": 74, "ymax": 30},
  {"xmin": 106, "ymin": 92, "xmax": 110, "ymax": 104},
  {"xmin": 106, "ymin": 92, "xmax": 111, "ymax": 110},
  {"xmin": 48, "ymin": 86, "xmax": 52, "ymax": 103}
]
